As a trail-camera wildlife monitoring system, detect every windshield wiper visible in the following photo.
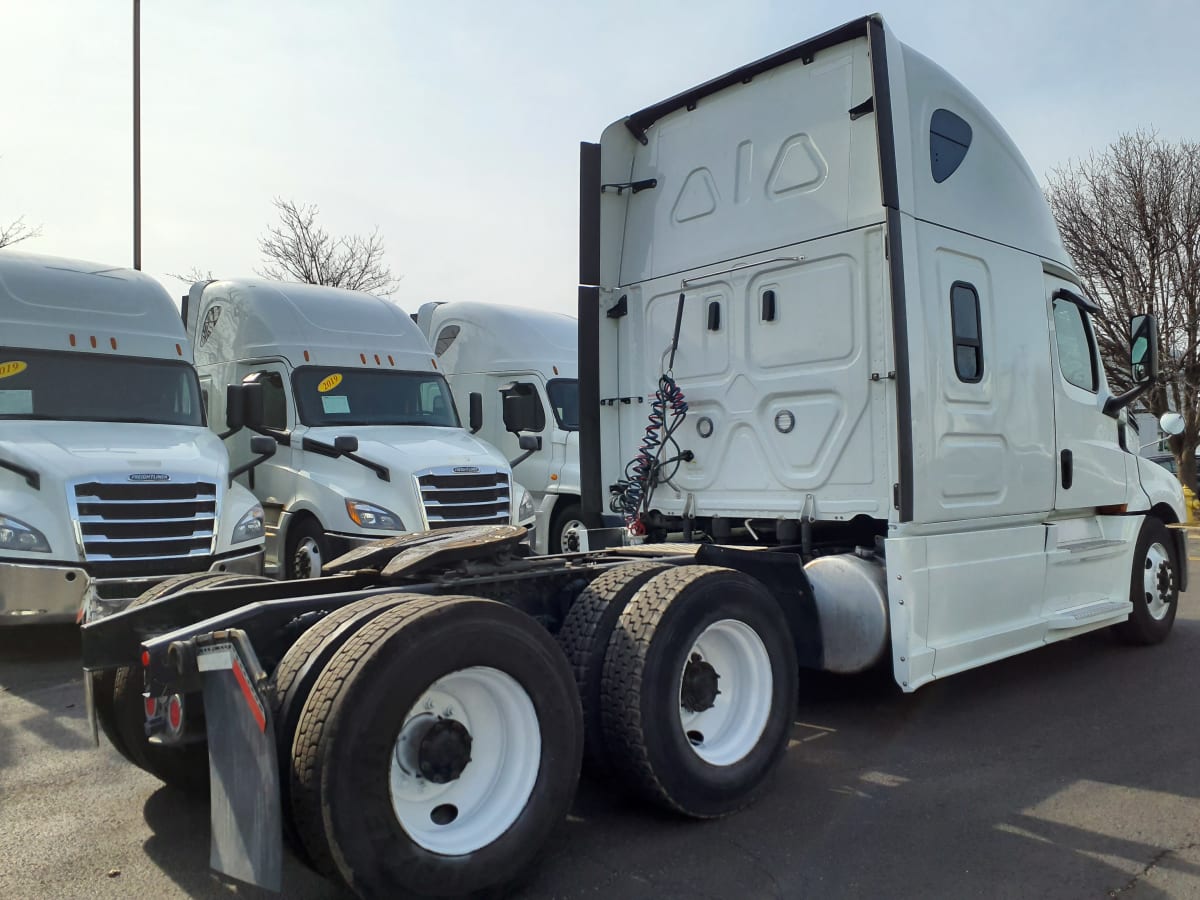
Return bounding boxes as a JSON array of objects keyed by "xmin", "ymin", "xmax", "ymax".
[{"xmin": 301, "ymin": 436, "xmax": 391, "ymax": 482}]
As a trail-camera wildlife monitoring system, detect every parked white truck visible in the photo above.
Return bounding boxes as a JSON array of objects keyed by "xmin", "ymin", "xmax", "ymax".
[
  {"xmin": 82, "ymin": 16, "xmax": 1186, "ymax": 900},
  {"xmin": 183, "ymin": 278, "xmax": 534, "ymax": 578},
  {"xmin": 0, "ymin": 251, "xmax": 266, "ymax": 624},
  {"xmin": 416, "ymin": 300, "xmax": 581, "ymax": 553}
]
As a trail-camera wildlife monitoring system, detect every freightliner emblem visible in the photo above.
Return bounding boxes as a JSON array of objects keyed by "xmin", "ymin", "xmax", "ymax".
[
  {"xmin": 129, "ymin": 473, "xmax": 170, "ymax": 482},
  {"xmin": 453, "ymin": 466, "xmax": 480, "ymax": 474}
]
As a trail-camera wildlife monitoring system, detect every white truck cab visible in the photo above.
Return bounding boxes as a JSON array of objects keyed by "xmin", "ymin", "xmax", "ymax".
[
  {"xmin": 0, "ymin": 251, "xmax": 265, "ymax": 624},
  {"xmin": 579, "ymin": 14, "xmax": 1187, "ymax": 687},
  {"xmin": 185, "ymin": 279, "xmax": 532, "ymax": 578},
  {"xmin": 416, "ymin": 301, "xmax": 581, "ymax": 554}
]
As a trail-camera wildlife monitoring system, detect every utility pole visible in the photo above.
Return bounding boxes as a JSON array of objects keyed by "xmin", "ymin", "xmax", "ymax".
[{"xmin": 133, "ymin": 0, "xmax": 141, "ymax": 270}]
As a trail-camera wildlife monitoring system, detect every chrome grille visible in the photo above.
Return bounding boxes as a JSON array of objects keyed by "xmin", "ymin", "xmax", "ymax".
[
  {"xmin": 416, "ymin": 467, "xmax": 510, "ymax": 529},
  {"xmin": 72, "ymin": 480, "xmax": 218, "ymax": 562}
]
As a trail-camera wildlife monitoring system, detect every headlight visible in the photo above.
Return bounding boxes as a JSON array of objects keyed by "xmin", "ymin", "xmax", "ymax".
[
  {"xmin": 0, "ymin": 514, "xmax": 51, "ymax": 553},
  {"xmin": 517, "ymin": 488, "xmax": 535, "ymax": 524},
  {"xmin": 232, "ymin": 505, "xmax": 264, "ymax": 544},
  {"xmin": 346, "ymin": 499, "xmax": 405, "ymax": 531}
]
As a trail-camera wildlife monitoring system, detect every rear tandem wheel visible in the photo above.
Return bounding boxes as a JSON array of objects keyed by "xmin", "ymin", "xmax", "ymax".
[
  {"xmin": 600, "ymin": 565, "xmax": 798, "ymax": 818},
  {"xmin": 287, "ymin": 594, "xmax": 583, "ymax": 898}
]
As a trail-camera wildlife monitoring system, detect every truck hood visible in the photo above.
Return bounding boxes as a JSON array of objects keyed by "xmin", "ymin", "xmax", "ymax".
[
  {"xmin": 0, "ymin": 420, "xmax": 228, "ymax": 485},
  {"xmin": 0, "ymin": 420, "xmax": 261, "ymax": 566},
  {"xmin": 304, "ymin": 425, "xmax": 510, "ymax": 473}
]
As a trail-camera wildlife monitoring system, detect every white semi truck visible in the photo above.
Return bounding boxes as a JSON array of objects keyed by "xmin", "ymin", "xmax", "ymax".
[
  {"xmin": 82, "ymin": 16, "xmax": 1185, "ymax": 900},
  {"xmin": 0, "ymin": 251, "xmax": 266, "ymax": 625},
  {"xmin": 182, "ymin": 278, "xmax": 534, "ymax": 578},
  {"xmin": 415, "ymin": 300, "xmax": 582, "ymax": 554}
]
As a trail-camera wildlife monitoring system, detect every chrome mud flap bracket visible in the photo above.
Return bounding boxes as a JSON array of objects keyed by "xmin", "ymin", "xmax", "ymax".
[{"xmin": 191, "ymin": 631, "xmax": 283, "ymax": 893}]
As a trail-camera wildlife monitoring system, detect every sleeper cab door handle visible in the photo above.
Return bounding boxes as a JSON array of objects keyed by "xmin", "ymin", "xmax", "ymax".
[
  {"xmin": 1060, "ymin": 449, "xmax": 1073, "ymax": 490},
  {"xmin": 707, "ymin": 301, "xmax": 721, "ymax": 331}
]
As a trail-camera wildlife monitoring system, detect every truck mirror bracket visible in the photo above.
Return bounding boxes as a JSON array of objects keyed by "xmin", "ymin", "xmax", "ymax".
[{"xmin": 0, "ymin": 457, "xmax": 40, "ymax": 490}]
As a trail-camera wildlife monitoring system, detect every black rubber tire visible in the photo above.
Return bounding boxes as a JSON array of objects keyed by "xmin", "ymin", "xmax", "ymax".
[
  {"xmin": 289, "ymin": 595, "xmax": 583, "ymax": 898},
  {"xmin": 103, "ymin": 573, "xmax": 271, "ymax": 793},
  {"xmin": 1114, "ymin": 517, "xmax": 1180, "ymax": 645},
  {"xmin": 286, "ymin": 516, "xmax": 328, "ymax": 580},
  {"xmin": 92, "ymin": 571, "xmax": 267, "ymax": 765},
  {"xmin": 549, "ymin": 500, "xmax": 584, "ymax": 555},
  {"xmin": 557, "ymin": 562, "xmax": 669, "ymax": 773},
  {"xmin": 599, "ymin": 565, "xmax": 798, "ymax": 818},
  {"xmin": 266, "ymin": 593, "xmax": 415, "ymax": 862}
]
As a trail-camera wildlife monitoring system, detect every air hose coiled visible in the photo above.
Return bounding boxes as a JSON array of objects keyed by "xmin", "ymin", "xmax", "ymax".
[{"xmin": 613, "ymin": 373, "xmax": 689, "ymax": 532}]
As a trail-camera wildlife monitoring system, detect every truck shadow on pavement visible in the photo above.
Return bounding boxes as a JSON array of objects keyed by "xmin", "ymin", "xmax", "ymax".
[
  {"xmin": 141, "ymin": 787, "xmax": 351, "ymax": 899},
  {"xmin": 0, "ymin": 623, "xmax": 90, "ymax": 776},
  {"xmin": 535, "ymin": 622, "xmax": 1200, "ymax": 899}
]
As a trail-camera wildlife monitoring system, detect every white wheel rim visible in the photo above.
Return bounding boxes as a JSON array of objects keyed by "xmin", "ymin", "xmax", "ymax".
[
  {"xmin": 389, "ymin": 666, "xmax": 541, "ymax": 855},
  {"xmin": 1144, "ymin": 541, "xmax": 1174, "ymax": 621},
  {"xmin": 295, "ymin": 537, "xmax": 322, "ymax": 579},
  {"xmin": 678, "ymin": 619, "xmax": 773, "ymax": 766}
]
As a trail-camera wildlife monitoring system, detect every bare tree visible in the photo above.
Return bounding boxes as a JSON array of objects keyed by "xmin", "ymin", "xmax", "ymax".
[
  {"xmin": 0, "ymin": 214, "xmax": 41, "ymax": 250},
  {"xmin": 257, "ymin": 198, "xmax": 399, "ymax": 295},
  {"xmin": 1046, "ymin": 131, "xmax": 1200, "ymax": 494},
  {"xmin": 168, "ymin": 266, "xmax": 217, "ymax": 284}
]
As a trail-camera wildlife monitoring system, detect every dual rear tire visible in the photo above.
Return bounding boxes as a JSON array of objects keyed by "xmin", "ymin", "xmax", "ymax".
[
  {"xmin": 559, "ymin": 564, "xmax": 798, "ymax": 818},
  {"xmin": 274, "ymin": 594, "xmax": 583, "ymax": 898}
]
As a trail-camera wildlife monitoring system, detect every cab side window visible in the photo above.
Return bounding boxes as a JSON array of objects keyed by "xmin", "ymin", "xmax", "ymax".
[
  {"xmin": 1052, "ymin": 299, "xmax": 1098, "ymax": 392},
  {"xmin": 245, "ymin": 370, "xmax": 288, "ymax": 430}
]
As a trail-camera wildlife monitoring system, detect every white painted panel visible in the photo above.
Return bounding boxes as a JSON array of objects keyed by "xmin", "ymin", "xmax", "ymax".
[
  {"xmin": 887, "ymin": 525, "xmax": 1049, "ymax": 687},
  {"xmin": 602, "ymin": 227, "xmax": 890, "ymax": 521},
  {"xmin": 908, "ymin": 223, "xmax": 1056, "ymax": 523},
  {"xmin": 617, "ymin": 39, "xmax": 876, "ymax": 286}
]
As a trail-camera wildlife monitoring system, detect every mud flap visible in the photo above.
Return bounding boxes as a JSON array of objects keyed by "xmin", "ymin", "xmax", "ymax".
[{"xmin": 197, "ymin": 638, "xmax": 283, "ymax": 893}]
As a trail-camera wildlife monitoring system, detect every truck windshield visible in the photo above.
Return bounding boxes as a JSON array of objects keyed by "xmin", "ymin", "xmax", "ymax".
[
  {"xmin": 546, "ymin": 378, "xmax": 579, "ymax": 431},
  {"xmin": 292, "ymin": 367, "xmax": 461, "ymax": 428},
  {"xmin": 0, "ymin": 347, "xmax": 204, "ymax": 426}
]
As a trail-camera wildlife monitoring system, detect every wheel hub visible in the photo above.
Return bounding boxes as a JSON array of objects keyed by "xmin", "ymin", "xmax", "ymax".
[
  {"xmin": 1155, "ymin": 561, "xmax": 1173, "ymax": 604},
  {"xmin": 396, "ymin": 713, "xmax": 473, "ymax": 784},
  {"xmin": 419, "ymin": 719, "xmax": 473, "ymax": 783},
  {"xmin": 680, "ymin": 653, "xmax": 720, "ymax": 713},
  {"xmin": 295, "ymin": 538, "xmax": 322, "ymax": 579}
]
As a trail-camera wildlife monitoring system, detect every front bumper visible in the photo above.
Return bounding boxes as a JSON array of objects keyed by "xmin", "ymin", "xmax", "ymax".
[{"xmin": 0, "ymin": 550, "xmax": 265, "ymax": 626}]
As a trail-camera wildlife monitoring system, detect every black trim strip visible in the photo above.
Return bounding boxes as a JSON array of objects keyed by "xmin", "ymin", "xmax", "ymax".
[
  {"xmin": 624, "ymin": 16, "xmax": 877, "ymax": 139},
  {"xmin": 578, "ymin": 285, "xmax": 603, "ymax": 529},
  {"xmin": 0, "ymin": 457, "xmax": 39, "ymax": 490},
  {"xmin": 866, "ymin": 19, "xmax": 912, "ymax": 522},
  {"xmin": 579, "ymin": 142, "xmax": 601, "ymax": 287}
]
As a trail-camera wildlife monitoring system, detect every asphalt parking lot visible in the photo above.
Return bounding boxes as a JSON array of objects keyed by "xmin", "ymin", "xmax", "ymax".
[{"xmin": 3, "ymin": 561, "xmax": 1200, "ymax": 900}]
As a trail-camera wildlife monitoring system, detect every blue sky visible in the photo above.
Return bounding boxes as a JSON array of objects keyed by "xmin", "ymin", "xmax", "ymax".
[{"xmin": 1, "ymin": 0, "xmax": 1195, "ymax": 314}]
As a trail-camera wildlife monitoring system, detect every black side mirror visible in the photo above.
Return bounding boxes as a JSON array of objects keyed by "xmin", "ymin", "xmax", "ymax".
[
  {"xmin": 334, "ymin": 435, "xmax": 359, "ymax": 454},
  {"xmin": 1130, "ymin": 314, "xmax": 1159, "ymax": 384},
  {"xmin": 469, "ymin": 392, "xmax": 483, "ymax": 434},
  {"xmin": 225, "ymin": 384, "xmax": 245, "ymax": 430},
  {"xmin": 518, "ymin": 434, "xmax": 542, "ymax": 452},
  {"xmin": 502, "ymin": 391, "xmax": 540, "ymax": 434},
  {"xmin": 249, "ymin": 435, "xmax": 277, "ymax": 458}
]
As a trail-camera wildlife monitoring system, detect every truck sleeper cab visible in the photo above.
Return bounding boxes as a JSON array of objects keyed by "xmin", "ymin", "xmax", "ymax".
[
  {"xmin": 580, "ymin": 15, "xmax": 1186, "ymax": 688},
  {"xmin": 416, "ymin": 300, "xmax": 581, "ymax": 554},
  {"xmin": 81, "ymin": 15, "xmax": 1186, "ymax": 900},
  {"xmin": 0, "ymin": 252, "xmax": 264, "ymax": 623},
  {"xmin": 185, "ymin": 278, "xmax": 533, "ymax": 579}
]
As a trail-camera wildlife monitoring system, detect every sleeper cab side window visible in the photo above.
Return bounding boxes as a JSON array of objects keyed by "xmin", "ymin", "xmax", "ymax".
[
  {"xmin": 930, "ymin": 109, "xmax": 972, "ymax": 183},
  {"xmin": 1052, "ymin": 299, "xmax": 1099, "ymax": 392},
  {"xmin": 950, "ymin": 281, "xmax": 983, "ymax": 383}
]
